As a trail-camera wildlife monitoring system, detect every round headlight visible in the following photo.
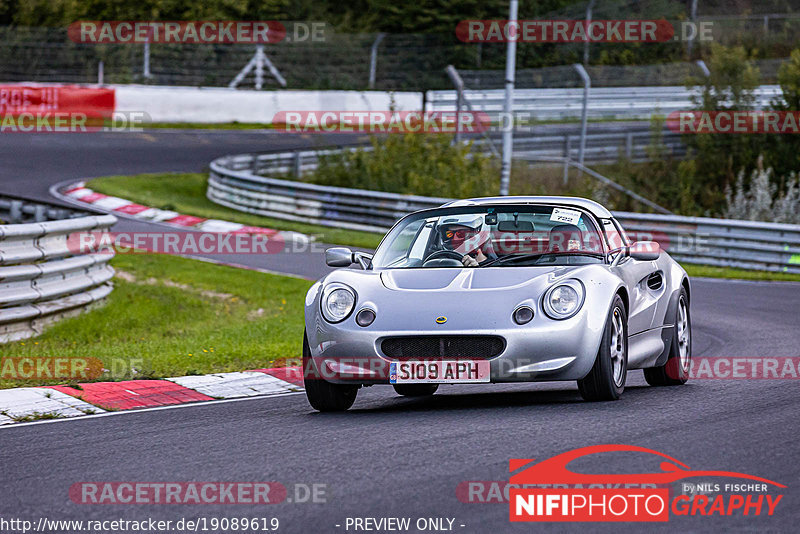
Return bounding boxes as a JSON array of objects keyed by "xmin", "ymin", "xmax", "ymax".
[
  {"xmin": 321, "ymin": 285, "xmax": 356, "ymax": 323},
  {"xmin": 543, "ymin": 281, "xmax": 585, "ymax": 320}
]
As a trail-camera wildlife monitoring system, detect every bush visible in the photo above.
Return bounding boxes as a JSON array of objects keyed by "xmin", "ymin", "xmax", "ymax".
[
  {"xmin": 725, "ymin": 163, "xmax": 800, "ymax": 224},
  {"xmin": 307, "ymin": 134, "xmax": 499, "ymax": 198}
]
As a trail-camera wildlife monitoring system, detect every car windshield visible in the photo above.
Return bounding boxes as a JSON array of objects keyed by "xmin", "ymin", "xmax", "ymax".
[{"xmin": 371, "ymin": 204, "xmax": 607, "ymax": 269}]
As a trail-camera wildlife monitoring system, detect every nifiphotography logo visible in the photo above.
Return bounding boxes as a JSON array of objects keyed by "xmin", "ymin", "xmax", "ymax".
[{"xmin": 508, "ymin": 445, "xmax": 785, "ymax": 522}]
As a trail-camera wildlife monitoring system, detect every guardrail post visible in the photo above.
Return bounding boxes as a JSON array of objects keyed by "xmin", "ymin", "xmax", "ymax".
[
  {"xmin": 34, "ymin": 205, "xmax": 46, "ymax": 222},
  {"xmin": 293, "ymin": 151, "xmax": 302, "ymax": 177},
  {"xmin": 98, "ymin": 60, "xmax": 104, "ymax": 85},
  {"xmin": 10, "ymin": 200, "xmax": 22, "ymax": 223},
  {"xmin": 563, "ymin": 135, "xmax": 572, "ymax": 184},
  {"xmin": 626, "ymin": 132, "xmax": 634, "ymax": 159}
]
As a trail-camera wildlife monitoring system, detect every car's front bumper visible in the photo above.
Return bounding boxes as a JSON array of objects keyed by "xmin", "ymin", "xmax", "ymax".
[{"xmin": 306, "ymin": 306, "xmax": 604, "ymax": 385}]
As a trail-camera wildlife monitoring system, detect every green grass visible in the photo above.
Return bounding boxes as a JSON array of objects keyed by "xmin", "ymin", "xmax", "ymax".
[
  {"xmin": 89, "ymin": 173, "xmax": 384, "ymax": 249},
  {"xmin": 7, "ymin": 411, "xmax": 68, "ymax": 423},
  {"xmin": 682, "ymin": 263, "xmax": 800, "ymax": 282},
  {"xmin": 0, "ymin": 253, "xmax": 312, "ymax": 389}
]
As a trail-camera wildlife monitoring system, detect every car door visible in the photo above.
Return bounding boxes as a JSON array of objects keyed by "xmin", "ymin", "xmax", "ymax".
[{"xmin": 605, "ymin": 219, "xmax": 660, "ymax": 335}]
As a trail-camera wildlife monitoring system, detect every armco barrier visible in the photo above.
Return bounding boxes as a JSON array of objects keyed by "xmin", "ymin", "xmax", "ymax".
[
  {"xmin": 427, "ymin": 85, "xmax": 782, "ymax": 121},
  {"xmin": 0, "ymin": 202, "xmax": 116, "ymax": 342},
  {"xmin": 209, "ymin": 151, "xmax": 800, "ymax": 274}
]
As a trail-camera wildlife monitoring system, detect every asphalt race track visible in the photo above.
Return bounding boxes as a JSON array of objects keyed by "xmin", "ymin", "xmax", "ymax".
[{"xmin": 0, "ymin": 128, "xmax": 798, "ymax": 532}]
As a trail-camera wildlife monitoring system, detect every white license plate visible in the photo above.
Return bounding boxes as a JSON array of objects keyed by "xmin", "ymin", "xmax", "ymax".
[{"xmin": 389, "ymin": 360, "xmax": 490, "ymax": 384}]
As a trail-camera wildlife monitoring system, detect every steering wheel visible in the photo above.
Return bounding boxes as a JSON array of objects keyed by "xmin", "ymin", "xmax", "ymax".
[{"xmin": 423, "ymin": 249, "xmax": 464, "ymax": 267}]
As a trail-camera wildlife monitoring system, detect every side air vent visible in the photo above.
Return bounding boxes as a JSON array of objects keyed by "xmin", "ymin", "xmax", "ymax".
[{"xmin": 647, "ymin": 271, "xmax": 664, "ymax": 291}]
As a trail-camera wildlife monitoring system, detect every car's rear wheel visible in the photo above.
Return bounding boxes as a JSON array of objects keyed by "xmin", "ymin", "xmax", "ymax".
[
  {"xmin": 302, "ymin": 332, "xmax": 358, "ymax": 412},
  {"xmin": 578, "ymin": 295, "xmax": 627, "ymax": 401},
  {"xmin": 393, "ymin": 384, "xmax": 439, "ymax": 397},
  {"xmin": 644, "ymin": 289, "xmax": 691, "ymax": 386}
]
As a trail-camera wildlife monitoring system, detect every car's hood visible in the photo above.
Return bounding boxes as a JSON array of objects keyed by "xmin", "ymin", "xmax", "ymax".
[
  {"xmin": 309, "ymin": 264, "xmax": 617, "ymax": 332},
  {"xmin": 379, "ymin": 266, "xmax": 571, "ymax": 291}
]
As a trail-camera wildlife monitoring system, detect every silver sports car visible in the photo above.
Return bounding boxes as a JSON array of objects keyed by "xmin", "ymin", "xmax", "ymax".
[{"xmin": 303, "ymin": 196, "xmax": 692, "ymax": 411}]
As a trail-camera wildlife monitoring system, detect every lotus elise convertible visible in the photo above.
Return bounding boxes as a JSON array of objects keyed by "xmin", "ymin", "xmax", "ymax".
[{"xmin": 303, "ymin": 196, "xmax": 692, "ymax": 411}]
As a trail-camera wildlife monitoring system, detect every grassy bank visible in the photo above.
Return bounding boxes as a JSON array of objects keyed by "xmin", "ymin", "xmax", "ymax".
[
  {"xmin": 0, "ymin": 253, "xmax": 312, "ymax": 389},
  {"xmin": 89, "ymin": 173, "xmax": 384, "ymax": 249}
]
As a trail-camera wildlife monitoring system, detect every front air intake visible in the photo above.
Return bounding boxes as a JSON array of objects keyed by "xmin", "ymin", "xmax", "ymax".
[{"xmin": 381, "ymin": 336, "xmax": 505, "ymax": 360}]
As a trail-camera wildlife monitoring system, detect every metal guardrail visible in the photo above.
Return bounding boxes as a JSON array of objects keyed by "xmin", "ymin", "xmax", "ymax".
[
  {"xmin": 209, "ymin": 151, "xmax": 448, "ymax": 233},
  {"xmin": 209, "ymin": 150, "xmax": 800, "ymax": 274},
  {"xmin": 0, "ymin": 197, "xmax": 79, "ymax": 224},
  {"xmin": 485, "ymin": 128, "xmax": 684, "ymax": 164},
  {"xmin": 0, "ymin": 201, "xmax": 117, "ymax": 343},
  {"xmin": 615, "ymin": 212, "xmax": 800, "ymax": 274},
  {"xmin": 427, "ymin": 85, "xmax": 782, "ymax": 121}
]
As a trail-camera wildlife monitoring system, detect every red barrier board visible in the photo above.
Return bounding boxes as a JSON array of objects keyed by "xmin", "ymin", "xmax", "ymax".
[{"xmin": 0, "ymin": 85, "xmax": 115, "ymax": 118}]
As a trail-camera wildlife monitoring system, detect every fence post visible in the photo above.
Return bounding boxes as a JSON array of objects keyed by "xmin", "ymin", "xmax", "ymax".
[
  {"xmin": 369, "ymin": 33, "xmax": 386, "ymax": 89},
  {"xmin": 445, "ymin": 65, "xmax": 464, "ymax": 145},
  {"xmin": 573, "ymin": 63, "xmax": 591, "ymax": 166},
  {"xmin": 687, "ymin": 0, "xmax": 698, "ymax": 56},
  {"xmin": 499, "ymin": 0, "xmax": 519, "ymax": 196},
  {"xmin": 563, "ymin": 135, "xmax": 571, "ymax": 184},
  {"xmin": 143, "ymin": 40, "xmax": 151, "ymax": 80},
  {"xmin": 98, "ymin": 61, "xmax": 104, "ymax": 85},
  {"xmin": 583, "ymin": 0, "xmax": 596, "ymax": 65}
]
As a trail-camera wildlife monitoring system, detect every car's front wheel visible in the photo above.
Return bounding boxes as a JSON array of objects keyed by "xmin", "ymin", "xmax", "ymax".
[
  {"xmin": 303, "ymin": 332, "xmax": 358, "ymax": 412},
  {"xmin": 393, "ymin": 384, "xmax": 439, "ymax": 397},
  {"xmin": 578, "ymin": 295, "xmax": 628, "ymax": 401}
]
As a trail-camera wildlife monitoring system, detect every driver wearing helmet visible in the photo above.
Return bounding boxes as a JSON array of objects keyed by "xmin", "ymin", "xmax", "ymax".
[{"xmin": 439, "ymin": 216, "xmax": 495, "ymax": 267}]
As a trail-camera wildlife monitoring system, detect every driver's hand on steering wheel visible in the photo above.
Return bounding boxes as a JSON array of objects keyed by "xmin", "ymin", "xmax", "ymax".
[
  {"xmin": 461, "ymin": 247, "xmax": 487, "ymax": 267},
  {"xmin": 461, "ymin": 254, "xmax": 479, "ymax": 267}
]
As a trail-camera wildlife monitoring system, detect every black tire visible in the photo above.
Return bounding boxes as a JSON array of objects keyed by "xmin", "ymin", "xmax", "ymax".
[
  {"xmin": 302, "ymin": 332, "xmax": 358, "ymax": 412},
  {"xmin": 392, "ymin": 384, "xmax": 439, "ymax": 397},
  {"xmin": 644, "ymin": 288, "xmax": 691, "ymax": 386},
  {"xmin": 578, "ymin": 295, "xmax": 628, "ymax": 401}
]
